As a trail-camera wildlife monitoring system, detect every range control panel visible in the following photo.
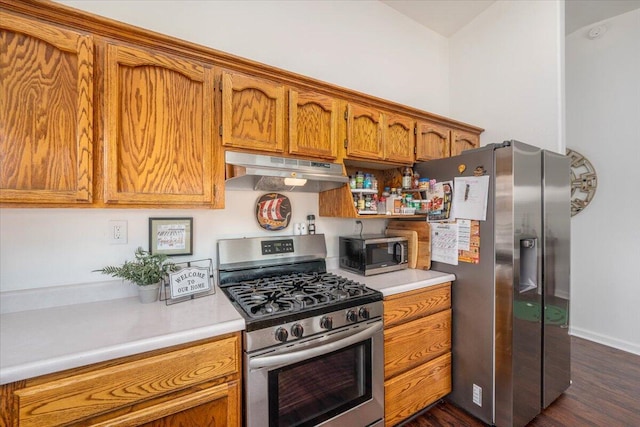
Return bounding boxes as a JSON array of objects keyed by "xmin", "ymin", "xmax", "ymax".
[{"xmin": 261, "ymin": 239, "xmax": 294, "ymax": 255}]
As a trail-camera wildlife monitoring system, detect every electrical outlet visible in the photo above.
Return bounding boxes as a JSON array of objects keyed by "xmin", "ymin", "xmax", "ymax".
[
  {"xmin": 473, "ymin": 384, "xmax": 482, "ymax": 406},
  {"xmin": 109, "ymin": 220, "xmax": 127, "ymax": 244}
]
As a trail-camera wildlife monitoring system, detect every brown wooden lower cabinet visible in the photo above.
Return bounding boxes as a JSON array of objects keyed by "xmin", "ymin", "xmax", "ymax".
[
  {"xmin": 383, "ymin": 283, "xmax": 452, "ymax": 427},
  {"xmin": 0, "ymin": 333, "xmax": 241, "ymax": 427}
]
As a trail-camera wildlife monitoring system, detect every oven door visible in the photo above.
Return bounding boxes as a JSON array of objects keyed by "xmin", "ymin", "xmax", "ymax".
[{"xmin": 245, "ymin": 321, "xmax": 384, "ymax": 427}]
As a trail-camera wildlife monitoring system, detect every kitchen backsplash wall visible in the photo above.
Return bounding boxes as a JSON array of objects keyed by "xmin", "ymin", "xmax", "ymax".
[{"xmin": 0, "ymin": 192, "xmax": 386, "ymax": 293}]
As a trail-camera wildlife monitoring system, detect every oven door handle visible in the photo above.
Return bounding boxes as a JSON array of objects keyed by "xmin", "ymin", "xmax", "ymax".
[{"xmin": 249, "ymin": 322, "xmax": 382, "ymax": 370}]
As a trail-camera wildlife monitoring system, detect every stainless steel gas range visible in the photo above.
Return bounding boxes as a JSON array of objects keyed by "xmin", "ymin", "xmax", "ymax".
[{"xmin": 217, "ymin": 234, "xmax": 384, "ymax": 427}]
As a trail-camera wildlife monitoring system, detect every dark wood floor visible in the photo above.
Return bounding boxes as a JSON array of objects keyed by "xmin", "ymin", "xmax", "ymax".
[{"xmin": 402, "ymin": 336, "xmax": 640, "ymax": 426}]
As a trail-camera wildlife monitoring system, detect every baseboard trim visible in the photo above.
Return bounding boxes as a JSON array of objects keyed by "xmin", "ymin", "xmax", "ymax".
[{"xmin": 570, "ymin": 326, "xmax": 640, "ymax": 356}]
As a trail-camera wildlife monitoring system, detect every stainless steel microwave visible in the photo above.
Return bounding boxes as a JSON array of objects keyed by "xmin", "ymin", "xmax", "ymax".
[{"xmin": 339, "ymin": 235, "xmax": 408, "ymax": 276}]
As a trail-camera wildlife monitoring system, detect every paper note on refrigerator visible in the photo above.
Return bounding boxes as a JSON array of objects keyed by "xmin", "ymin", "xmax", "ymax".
[
  {"xmin": 431, "ymin": 222, "xmax": 458, "ymax": 265},
  {"xmin": 452, "ymin": 176, "xmax": 490, "ymax": 221}
]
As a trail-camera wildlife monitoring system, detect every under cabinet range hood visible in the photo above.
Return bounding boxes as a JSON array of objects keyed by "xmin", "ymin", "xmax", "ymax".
[{"xmin": 225, "ymin": 151, "xmax": 349, "ymax": 192}]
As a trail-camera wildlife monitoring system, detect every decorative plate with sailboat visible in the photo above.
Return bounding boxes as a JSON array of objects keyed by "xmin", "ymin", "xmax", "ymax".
[{"xmin": 255, "ymin": 193, "xmax": 292, "ymax": 231}]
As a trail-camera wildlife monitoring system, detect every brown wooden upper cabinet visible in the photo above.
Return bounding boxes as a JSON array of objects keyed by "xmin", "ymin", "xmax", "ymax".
[
  {"xmin": 415, "ymin": 120, "xmax": 451, "ymax": 161},
  {"xmin": 345, "ymin": 103, "xmax": 384, "ymax": 161},
  {"xmin": 288, "ymin": 89, "xmax": 339, "ymax": 160},
  {"xmin": 451, "ymin": 129, "xmax": 480, "ymax": 157},
  {"xmin": 0, "ymin": 12, "xmax": 94, "ymax": 205},
  {"xmin": 104, "ymin": 43, "xmax": 217, "ymax": 206},
  {"xmin": 345, "ymin": 103, "xmax": 416, "ymax": 165},
  {"xmin": 221, "ymin": 71, "xmax": 285, "ymax": 153},
  {"xmin": 416, "ymin": 121, "xmax": 480, "ymax": 161},
  {"xmin": 384, "ymin": 112, "xmax": 415, "ymax": 164}
]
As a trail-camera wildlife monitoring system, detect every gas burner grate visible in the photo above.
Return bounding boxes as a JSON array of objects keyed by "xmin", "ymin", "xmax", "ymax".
[{"xmin": 224, "ymin": 272, "xmax": 377, "ymax": 319}]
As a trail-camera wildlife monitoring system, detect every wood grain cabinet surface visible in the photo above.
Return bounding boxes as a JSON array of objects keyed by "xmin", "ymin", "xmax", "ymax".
[
  {"xmin": 0, "ymin": 11, "xmax": 94, "ymax": 205},
  {"xmin": 451, "ymin": 129, "xmax": 480, "ymax": 157},
  {"xmin": 0, "ymin": 334, "xmax": 241, "ymax": 427},
  {"xmin": 221, "ymin": 70, "xmax": 286, "ymax": 154},
  {"xmin": 104, "ymin": 43, "xmax": 218, "ymax": 207},
  {"xmin": 288, "ymin": 89, "xmax": 340, "ymax": 160},
  {"xmin": 416, "ymin": 121, "xmax": 480, "ymax": 161},
  {"xmin": 345, "ymin": 104, "xmax": 416, "ymax": 165},
  {"xmin": 383, "ymin": 283, "xmax": 452, "ymax": 427},
  {"xmin": 415, "ymin": 120, "xmax": 451, "ymax": 161},
  {"xmin": 0, "ymin": 1, "xmax": 482, "ymax": 209}
]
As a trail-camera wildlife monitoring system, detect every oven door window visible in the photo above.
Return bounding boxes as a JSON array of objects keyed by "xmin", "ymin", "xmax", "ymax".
[{"xmin": 269, "ymin": 341, "xmax": 372, "ymax": 427}]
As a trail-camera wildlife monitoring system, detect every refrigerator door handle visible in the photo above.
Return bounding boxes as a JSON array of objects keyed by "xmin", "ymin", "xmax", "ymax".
[{"xmin": 519, "ymin": 238, "xmax": 538, "ymax": 293}]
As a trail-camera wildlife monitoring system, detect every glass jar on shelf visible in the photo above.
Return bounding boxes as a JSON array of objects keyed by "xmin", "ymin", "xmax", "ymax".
[
  {"xmin": 355, "ymin": 171, "xmax": 364, "ymax": 189},
  {"xmin": 402, "ymin": 167, "xmax": 412, "ymax": 189}
]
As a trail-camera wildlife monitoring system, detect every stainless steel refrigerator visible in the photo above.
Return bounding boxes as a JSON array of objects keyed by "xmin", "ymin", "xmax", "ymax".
[{"xmin": 413, "ymin": 141, "xmax": 571, "ymax": 427}]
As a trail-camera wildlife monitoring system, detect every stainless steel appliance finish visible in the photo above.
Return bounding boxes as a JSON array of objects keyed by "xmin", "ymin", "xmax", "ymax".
[
  {"xmin": 217, "ymin": 234, "xmax": 384, "ymax": 427},
  {"xmin": 413, "ymin": 141, "xmax": 571, "ymax": 427},
  {"xmin": 225, "ymin": 151, "xmax": 349, "ymax": 192},
  {"xmin": 339, "ymin": 234, "xmax": 409, "ymax": 276}
]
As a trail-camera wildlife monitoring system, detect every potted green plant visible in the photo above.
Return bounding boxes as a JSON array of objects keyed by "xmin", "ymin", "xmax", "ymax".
[{"xmin": 94, "ymin": 247, "xmax": 178, "ymax": 303}]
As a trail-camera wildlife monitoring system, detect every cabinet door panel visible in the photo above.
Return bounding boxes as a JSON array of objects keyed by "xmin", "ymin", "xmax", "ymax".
[
  {"xmin": 105, "ymin": 44, "xmax": 214, "ymax": 205},
  {"xmin": 92, "ymin": 380, "xmax": 240, "ymax": 427},
  {"xmin": 384, "ymin": 309, "xmax": 451, "ymax": 379},
  {"xmin": 0, "ymin": 12, "xmax": 93, "ymax": 204},
  {"xmin": 384, "ymin": 353, "xmax": 451, "ymax": 427},
  {"xmin": 15, "ymin": 337, "xmax": 239, "ymax": 427},
  {"xmin": 346, "ymin": 103, "xmax": 383, "ymax": 160},
  {"xmin": 451, "ymin": 130, "xmax": 479, "ymax": 157},
  {"xmin": 384, "ymin": 113, "xmax": 414, "ymax": 164},
  {"xmin": 384, "ymin": 283, "xmax": 451, "ymax": 327},
  {"xmin": 222, "ymin": 71, "xmax": 285, "ymax": 153},
  {"xmin": 416, "ymin": 120, "xmax": 450, "ymax": 161},
  {"xmin": 289, "ymin": 89, "xmax": 338, "ymax": 159}
]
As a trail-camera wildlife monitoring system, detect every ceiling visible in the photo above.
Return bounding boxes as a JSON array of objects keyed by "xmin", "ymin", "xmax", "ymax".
[{"xmin": 380, "ymin": 0, "xmax": 640, "ymax": 37}]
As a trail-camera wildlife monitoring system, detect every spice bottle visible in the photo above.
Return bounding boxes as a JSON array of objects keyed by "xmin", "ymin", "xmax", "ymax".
[{"xmin": 402, "ymin": 167, "xmax": 412, "ymax": 189}]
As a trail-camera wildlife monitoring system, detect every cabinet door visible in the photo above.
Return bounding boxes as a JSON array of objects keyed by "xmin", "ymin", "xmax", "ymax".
[
  {"xmin": 221, "ymin": 71, "xmax": 285, "ymax": 153},
  {"xmin": 0, "ymin": 12, "xmax": 93, "ymax": 204},
  {"xmin": 345, "ymin": 103, "xmax": 384, "ymax": 160},
  {"xmin": 384, "ymin": 113, "xmax": 414, "ymax": 164},
  {"xmin": 97, "ymin": 380, "xmax": 240, "ymax": 427},
  {"xmin": 104, "ymin": 43, "xmax": 216, "ymax": 205},
  {"xmin": 289, "ymin": 89, "xmax": 339, "ymax": 160},
  {"xmin": 451, "ymin": 130, "xmax": 479, "ymax": 157},
  {"xmin": 416, "ymin": 120, "xmax": 450, "ymax": 161}
]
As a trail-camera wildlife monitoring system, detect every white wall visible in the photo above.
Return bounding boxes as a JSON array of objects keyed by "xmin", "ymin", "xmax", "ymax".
[
  {"xmin": 59, "ymin": 0, "xmax": 451, "ymax": 116},
  {"xmin": 449, "ymin": 0, "xmax": 565, "ymax": 152},
  {"xmin": 0, "ymin": 193, "xmax": 387, "ymax": 291},
  {"xmin": 1, "ymin": 0, "xmax": 446, "ymax": 293},
  {"xmin": 566, "ymin": 9, "xmax": 640, "ymax": 354}
]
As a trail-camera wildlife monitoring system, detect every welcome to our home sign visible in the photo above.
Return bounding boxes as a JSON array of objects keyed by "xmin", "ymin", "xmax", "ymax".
[{"xmin": 167, "ymin": 262, "xmax": 214, "ymax": 302}]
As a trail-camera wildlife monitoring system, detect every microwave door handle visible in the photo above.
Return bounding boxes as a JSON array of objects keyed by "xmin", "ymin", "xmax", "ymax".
[
  {"xmin": 393, "ymin": 242, "xmax": 404, "ymax": 263},
  {"xmin": 248, "ymin": 322, "xmax": 382, "ymax": 370}
]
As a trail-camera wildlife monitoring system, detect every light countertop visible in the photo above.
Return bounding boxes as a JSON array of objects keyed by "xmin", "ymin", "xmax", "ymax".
[
  {"xmin": 0, "ymin": 286, "xmax": 244, "ymax": 385},
  {"xmin": 330, "ymin": 268, "xmax": 455, "ymax": 297},
  {"xmin": 1, "ymin": 268, "xmax": 453, "ymax": 385}
]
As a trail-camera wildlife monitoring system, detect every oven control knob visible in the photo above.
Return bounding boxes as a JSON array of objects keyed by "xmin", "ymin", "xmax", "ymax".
[
  {"xmin": 275, "ymin": 327, "xmax": 289, "ymax": 342},
  {"xmin": 320, "ymin": 316, "xmax": 333, "ymax": 330},
  {"xmin": 346, "ymin": 310, "xmax": 358, "ymax": 323},
  {"xmin": 291, "ymin": 323, "xmax": 304, "ymax": 338},
  {"xmin": 359, "ymin": 307, "xmax": 370, "ymax": 320}
]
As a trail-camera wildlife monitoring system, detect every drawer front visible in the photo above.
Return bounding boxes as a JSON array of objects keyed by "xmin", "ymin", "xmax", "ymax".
[
  {"xmin": 15, "ymin": 336, "xmax": 239, "ymax": 427},
  {"xmin": 384, "ymin": 282, "xmax": 451, "ymax": 328},
  {"xmin": 384, "ymin": 309, "xmax": 451, "ymax": 379},
  {"xmin": 384, "ymin": 352, "xmax": 452, "ymax": 427}
]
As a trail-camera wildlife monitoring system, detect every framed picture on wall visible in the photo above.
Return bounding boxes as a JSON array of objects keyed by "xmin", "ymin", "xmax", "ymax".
[{"xmin": 149, "ymin": 217, "xmax": 193, "ymax": 256}]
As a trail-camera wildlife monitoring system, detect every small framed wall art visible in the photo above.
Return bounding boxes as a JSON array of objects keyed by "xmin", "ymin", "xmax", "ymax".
[{"xmin": 149, "ymin": 217, "xmax": 193, "ymax": 256}]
